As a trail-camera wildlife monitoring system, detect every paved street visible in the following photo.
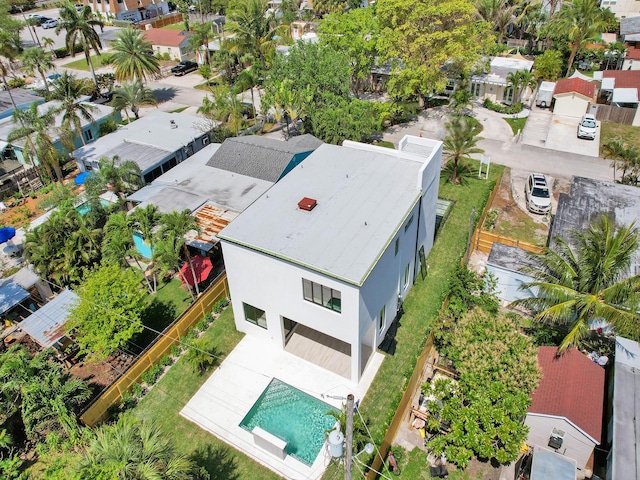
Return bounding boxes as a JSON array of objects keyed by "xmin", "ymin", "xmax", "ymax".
[{"xmin": 382, "ymin": 107, "xmax": 614, "ymax": 182}]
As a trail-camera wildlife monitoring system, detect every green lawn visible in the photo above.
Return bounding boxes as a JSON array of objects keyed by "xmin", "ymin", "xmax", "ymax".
[
  {"xmin": 62, "ymin": 54, "xmax": 110, "ymax": 71},
  {"xmin": 130, "ymin": 279, "xmax": 193, "ymax": 353},
  {"xmin": 322, "ymin": 164, "xmax": 503, "ymax": 478},
  {"xmin": 397, "ymin": 447, "xmax": 480, "ymax": 479},
  {"xmin": 132, "ymin": 308, "xmax": 281, "ymax": 479},
  {"xmin": 163, "ymin": 23, "xmax": 186, "ymax": 30},
  {"xmin": 503, "ymin": 117, "xmax": 527, "ymax": 136},
  {"xmin": 600, "ymin": 121, "xmax": 640, "ymax": 156},
  {"xmin": 169, "ymin": 106, "xmax": 189, "ymax": 113}
]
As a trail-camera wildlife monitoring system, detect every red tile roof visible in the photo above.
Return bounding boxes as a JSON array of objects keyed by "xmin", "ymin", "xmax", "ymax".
[
  {"xmin": 528, "ymin": 346, "xmax": 605, "ymax": 443},
  {"xmin": 627, "ymin": 49, "xmax": 640, "ymax": 60},
  {"xmin": 553, "ymin": 78, "xmax": 595, "ymax": 98},
  {"xmin": 143, "ymin": 28, "xmax": 190, "ymax": 47},
  {"xmin": 602, "ymin": 70, "xmax": 640, "ymax": 89}
]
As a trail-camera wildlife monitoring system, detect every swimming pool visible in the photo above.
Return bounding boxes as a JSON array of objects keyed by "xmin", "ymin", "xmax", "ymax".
[
  {"xmin": 76, "ymin": 199, "xmax": 111, "ymax": 215},
  {"xmin": 240, "ymin": 378, "xmax": 338, "ymax": 466}
]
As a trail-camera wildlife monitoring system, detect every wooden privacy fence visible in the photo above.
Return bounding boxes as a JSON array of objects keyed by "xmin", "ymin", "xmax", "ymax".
[
  {"xmin": 592, "ymin": 104, "xmax": 637, "ymax": 126},
  {"xmin": 461, "ymin": 172, "xmax": 502, "ymax": 264},
  {"xmin": 133, "ymin": 12, "xmax": 183, "ymax": 30},
  {"xmin": 366, "ymin": 334, "xmax": 435, "ymax": 480},
  {"xmin": 80, "ymin": 273, "xmax": 229, "ymax": 427},
  {"xmin": 472, "ymin": 230, "xmax": 544, "ymax": 255}
]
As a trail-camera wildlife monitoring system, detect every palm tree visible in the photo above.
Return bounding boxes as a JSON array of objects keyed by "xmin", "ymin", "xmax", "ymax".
[
  {"xmin": 56, "ymin": 1, "xmax": 104, "ymax": 90},
  {"xmin": 506, "ymin": 70, "xmax": 537, "ymax": 104},
  {"xmin": 50, "ymin": 71, "xmax": 96, "ymax": 147},
  {"xmin": 513, "ymin": 215, "xmax": 640, "ymax": 351},
  {"xmin": 184, "ymin": 338, "xmax": 219, "ymax": 374},
  {"xmin": 41, "ymin": 36, "xmax": 57, "ymax": 58},
  {"xmin": 20, "ymin": 47, "xmax": 55, "ymax": 94},
  {"xmin": 0, "ymin": 13, "xmax": 24, "ymax": 110},
  {"xmin": 93, "ymin": 156, "xmax": 143, "ymax": 198},
  {"xmin": 110, "ymin": 80, "xmax": 158, "ymax": 121},
  {"xmin": 189, "ymin": 22, "xmax": 214, "ymax": 66},
  {"xmin": 551, "ymin": 0, "xmax": 608, "ymax": 75},
  {"xmin": 110, "ymin": 28, "xmax": 160, "ymax": 83},
  {"xmin": 226, "ymin": 0, "xmax": 285, "ymax": 71},
  {"xmin": 475, "ymin": 0, "xmax": 517, "ymax": 44},
  {"xmin": 198, "ymin": 86, "xmax": 243, "ymax": 136},
  {"xmin": 8, "ymin": 102, "xmax": 63, "ymax": 181},
  {"xmin": 442, "ymin": 116, "xmax": 484, "ymax": 185},
  {"xmin": 152, "ymin": 236, "xmax": 195, "ymax": 299},
  {"xmin": 157, "ymin": 210, "xmax": 202, "ymax": 295},
  {"xmin": 77, "ymin": 415, "xmax": 197, "ymax": 479}
]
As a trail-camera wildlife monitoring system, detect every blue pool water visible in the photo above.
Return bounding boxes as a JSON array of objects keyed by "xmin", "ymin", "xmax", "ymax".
[
  {"xmin": 76, "ymin": 199, "xmax": 110, "ymax": 215},
  {"xmin": 240, "ymin": 378, "xmax": 338, "ymax": 466}
]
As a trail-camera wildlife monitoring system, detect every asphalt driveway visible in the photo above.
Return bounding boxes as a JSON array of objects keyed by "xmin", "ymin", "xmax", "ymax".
[{"xmin": 545, "ymin": 115, "xmax": 600, "ymax": 157}]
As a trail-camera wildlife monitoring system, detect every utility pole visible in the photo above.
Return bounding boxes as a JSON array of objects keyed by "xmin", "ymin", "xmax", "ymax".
[{"xmin": 345, "ymin": 394, "xmax": 354, "ymax": 480}]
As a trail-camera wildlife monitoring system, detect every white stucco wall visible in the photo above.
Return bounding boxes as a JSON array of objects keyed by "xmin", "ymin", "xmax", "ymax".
[
  {"xmin": 622, "ymin": 58, "xmax": 640, "ymax": 71},
  {"xmin": 525, "ymin": 414, "xmax": 596, "ymax": 476},
  {"xmin": 553, "ymin": 95, "xmax": 590, "ymax": 118}
]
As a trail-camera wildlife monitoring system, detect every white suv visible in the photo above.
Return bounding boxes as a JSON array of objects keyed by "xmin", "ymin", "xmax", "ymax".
[
  {"xmin": 577, "ymin": 114, "xmax": 597, "ymax": 140},
  {"xmin": 525, "ymin": 174, "xmax": 551, "ymax": 214}
]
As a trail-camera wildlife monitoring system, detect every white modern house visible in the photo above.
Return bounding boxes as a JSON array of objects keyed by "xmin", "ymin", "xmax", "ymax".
[{"xmin": 218, "ymin": 136, "xmax": 442, "ymax": 383}]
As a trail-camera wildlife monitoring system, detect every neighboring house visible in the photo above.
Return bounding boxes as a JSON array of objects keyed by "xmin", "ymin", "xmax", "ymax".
[
  {"xmin": 485, "ymin": 243, "xmax": 538, "ymax": 303},
  {"xmin": 126, "ymin": 135, "xmax": 323, "ymax": 258},
  {"xmin": 19, "ymin": 289, "xmax": 78, "ymax": 351},
  {"xmin": 0, "ymin": 88, "xmax": 43, "ymax": 121},
  {"xmin": 594, "ymin": 70, "xmax": 640, "ymax": 124},
  {"xmin": 606, "ymin": 336, "xmax": 640, "ymax": 480},
  {"xmin": 526, "ymin": 346, "xmax": 605, "ymax": 478},
  {"xmin": 74, "ymin": 111, "xmax": 212, "ymax": 184},
  {"xmin": 552, "ymin": 77, "xmax": 596, "ymax": 118},
  {"xmin": 622, "ymin": 47, "xmax": 640, "ymax": 71},
  {"xmin": 290, "ymin": 20, "xmax": 317, "ymax": 40},
  {"xmin": 0, "ymin": 100, "xmax": 120, "ymax": 169},
  {"xmin": 599, "ymin": 0, "xmax": 640, "ymax": 20},
  {"xmin": 469, "ymin": 56, "xmax": 534, "ymax": 105},
  {"xmin": 552, "ymin": 176, "xmax": 640, "ymax": 271},
  {"xmin": 144, "ymin": 29, "xmax": 192, "ymax": 62},
  {"xmin": 83, "ymin": 0, "xmax": 168, "ymax": 22},
  {"xmin": 218, "ymin": 135, "xmax": 442, "ymax": 383}
]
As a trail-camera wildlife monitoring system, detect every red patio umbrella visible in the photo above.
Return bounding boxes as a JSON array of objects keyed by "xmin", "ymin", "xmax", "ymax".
[{"xmin": 180, "ymin": 255, "xmax": 214, "ymax": 286}]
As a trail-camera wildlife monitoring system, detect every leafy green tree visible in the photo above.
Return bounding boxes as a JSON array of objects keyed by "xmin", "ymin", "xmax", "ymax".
[
  {"xmin": 49, "ymin": 71, "xmax": 96, "ymax": 147},
  {"xmin": 533, "ymin": 49, "xmax": 563, "ymax": 81},
  {"xmin": 550, "ymin": 0, "xmax": 608, "ymax": 75},
  {"xmin": 20, "ymin": 47, "xmax": 55, "ymax": 94},
  {"xmin": 425, "ymin": 309, "xmax": 539, "ymax": 468},
  {"xmin": 319, "ymin": 7, "xmax": 379, "ymax": 97},
  {"xmin": 184, "ymin": 338, "xmax": 219, "ymax": 374},
  {"xmin": 152, "ymin": 236, "xmax": 194, "ymax": 300},
  {"xmin": 442, "ymin": 116, "xmax": 484, "ymax": 184},
  {"xmin": 0, "ymin": 5, "xmax": 24, "ymax": 109},
  {"xmin": 197, "ymin": 86, "xmax": 244, "ymax": 135},
  {"xmin": 8, "ymin": 102, "xmax": 63, "ymax": 181},
  {"xmin": 110, "ymin": 80, "xmax": 158, "ymax": 121},
  {"xmin": 377, "ymin": 0, "xmax": 493, "ymax": 107},
  {"xmin": 56, "ymin": 1, "xmax": 105, "ymax": 90},
  {"xmin": 475, "ymin": 0, "xmax": 516, "ymax": 44},
  {"xmin": 513, "ymin": 215, "xmax": 640, "ymax": 351},
  {"xmin": 314, "ymin": 0, "xmax": 361, "ymax": 15},
  {"xmin": 77, "ymin": 415, "xmax": 198, "ymax": 479},
  {"xmin": 226, "ymin": 0, "xmax": 286, "ymax": 71},
  {"xmin": 188, "ymin": 22, "xmax": 213, "ymax": 67},
  {"xmin": 110, "ymin": 28, "xmax": 160, "ymax": 83},
  {"xmin": 310, "ymin": 93, "xmax": 381, "ymax": 144},
  {"xmin": 88, "ymin": 156, "xmax": 143, "ymax": 198},
  {"xmin": 67, "ymin": 265, "xmax": 147, "ymax": 360}
]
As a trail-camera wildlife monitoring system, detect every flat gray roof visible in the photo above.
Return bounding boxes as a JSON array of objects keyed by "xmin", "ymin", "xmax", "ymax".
[
  {"xmin": 128, "ymin": 144, "xmax": 273, "ymax": 214},
  {"xmin": 205, "ymin": 135, "xmax": 322, "ymax": 182},
  {"xmin": 103, "ymin": 141, "xmax": 172, "ymax": 174},
  {"xmin": 219, "ymin": 139, "xmax": 440, "ymax": 285},
  {"xmin": 530, "ymin": 446, "xmax": 576, "ymax": 480},
  {"xmin": 20, "ymin": 289, "xmax": 78, "ymax": 349},
  {"xmin": 0, "ymin": 279, "xmax": 30, "ymax": 315},
  {"xmin": 622, "ymin": 16, "xmax": 640, "ymax": 35},
  {"xmin": 0, "ymin": 88, "xmax": 42, "ymax": 115},
  {"xmin": 10, "ymin": 266, "xmax": 40, "ymax": 290},
  {"xmin": 551, "ymin": 176, "xmax": 640, "ymax": 275},
  {"xmin": 73, "ymin": 111, "xmax": 208, "ymax": 167},
  {"xmin": 487, "ymin": 243, "xmax": 540, "ymax": 272},
  {"xmin": 611, "ymin": 336, "xmax": 640, "ymax": 480}
]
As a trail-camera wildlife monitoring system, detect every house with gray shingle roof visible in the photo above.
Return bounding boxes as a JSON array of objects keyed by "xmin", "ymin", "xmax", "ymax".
[{"xmin": 205, "ymin": 134, "xmax": 323, "ymax": 182}]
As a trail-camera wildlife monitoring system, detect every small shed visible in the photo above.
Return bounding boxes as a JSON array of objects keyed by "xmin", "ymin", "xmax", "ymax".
[
  {"xmin": 19, "ymin": 289, "xmax": 78, "ymax": 350},
  {"xmin": 553, "ymin": 78, "xmax": 595, "ymax": 118},
  {"xmin": 485, "ymin": 243, "xmax": 538, "ymax": 302},
  {"xmin": 530, "ymin": 446, "xmax": 577, "ymax": 480}
]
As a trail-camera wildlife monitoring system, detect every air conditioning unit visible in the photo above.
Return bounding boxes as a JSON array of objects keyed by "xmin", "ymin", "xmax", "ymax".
[
  {"xmin": 548, "ymin": 428, "xmax": 565, "ymax": 450},
  {"xmin": 202, "ymin": 136, "xmax": 210, "ymax": 146}
]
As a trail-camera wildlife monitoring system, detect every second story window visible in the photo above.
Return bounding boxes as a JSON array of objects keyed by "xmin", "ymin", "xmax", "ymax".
[{"xmin": 303, "ymin": 279, "xmax": 341, "ymax": 313}]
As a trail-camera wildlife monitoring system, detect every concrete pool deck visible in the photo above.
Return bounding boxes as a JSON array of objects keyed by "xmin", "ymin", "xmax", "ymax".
[{"xmin": 180, "ymin": 335, "xmax": 385, "ymax": 480}]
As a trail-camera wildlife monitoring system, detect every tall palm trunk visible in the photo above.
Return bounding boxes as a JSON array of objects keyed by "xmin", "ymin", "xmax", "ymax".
[
  {"xmin": 566, "ymin": 38, "xmax": 581, "ymax": 76},
  {"xmin": 1, "ymin": 72, "xmax": 17, "ymax": 111},
  {"xmin": 84, "ymin": 46, "xmax": 99, "ymax": 91},
  {"xmin": 37, "ymin": 66, "xmax": 51, "ymax": 94},
  {"xmin": 182, "ymin": 245, "xmax": 200, "ymax": 296}
]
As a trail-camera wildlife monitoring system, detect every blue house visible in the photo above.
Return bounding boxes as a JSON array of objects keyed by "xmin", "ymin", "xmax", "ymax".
[
  {"xmin": 0, "ymin": 88, "xmax": 44, "ymax": 121},
  {"xmin": 0, "ymin": 100, "xmax": 121, "ymax": 168}
]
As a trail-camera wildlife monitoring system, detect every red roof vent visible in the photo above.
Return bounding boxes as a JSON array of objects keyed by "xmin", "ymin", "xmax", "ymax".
[{"xmin": 298, "ymin": 197, "xmax": 317, "ymax": 211}]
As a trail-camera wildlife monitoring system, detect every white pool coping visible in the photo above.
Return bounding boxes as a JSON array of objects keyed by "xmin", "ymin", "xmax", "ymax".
[{"xmin": 180, "ymin": 335, "xmax": 385, "ymax": 480}]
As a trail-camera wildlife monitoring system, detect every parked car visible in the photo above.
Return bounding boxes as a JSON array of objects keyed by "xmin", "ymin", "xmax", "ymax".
[
  {"xmin": 28, "ymin": 15, "xmax": 49, "ymax": 26},
  {"xmin": 577, "ymin": 113, "xmax": 598, "ymax": 140},
  {"xmin": 75, "ymin": 3, "xmax": 84, "ymax": 11},
  {"xmin": 171, "ymin": 60, "xmax": 198, "ymax": 76},
  {"xmin": 42, "ymin": 19, "xmax": 58, "ymax": 29},
  {"xmin": 525, "ymin": 173, "xmax": 551, "ymax": 214}
]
